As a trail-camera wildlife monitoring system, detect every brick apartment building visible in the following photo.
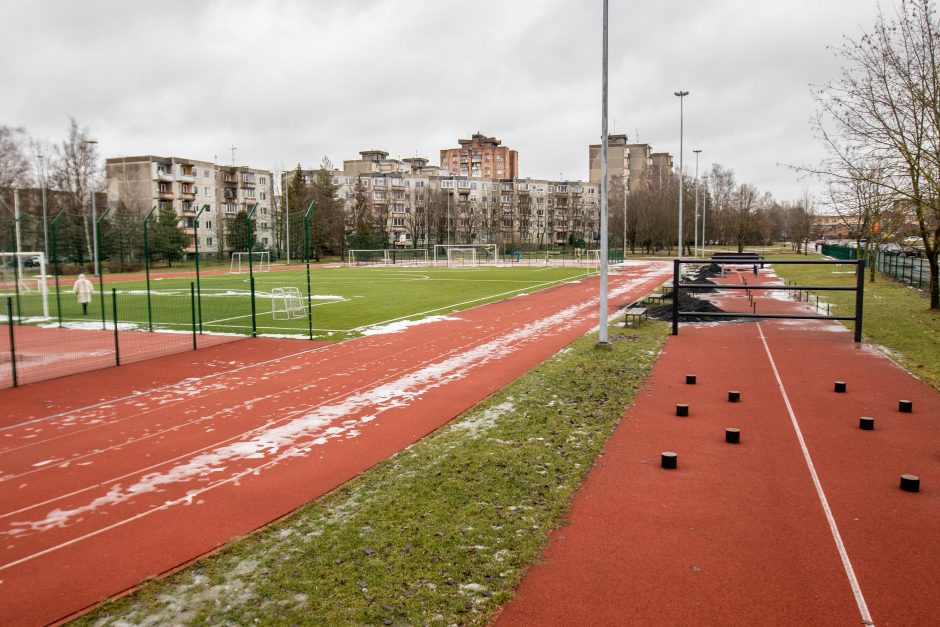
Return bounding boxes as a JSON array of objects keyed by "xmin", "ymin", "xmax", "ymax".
[{"xmin": 440, "ymin": 133, "xmax": 519, "ymax": 179}]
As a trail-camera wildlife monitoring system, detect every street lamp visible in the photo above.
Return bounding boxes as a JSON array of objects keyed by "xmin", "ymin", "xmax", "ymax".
[
  {"xmin": 597, "ymin": 0, "xmax": 611, "ymax": 347},
  {"xmin": 82, "ymin": 139, "xmax": 99, "ymax": 275},
  {"xmin": 701, "ymin": 174, "xmax": 708, "ymax": 257},
  {"xmin": 693, "ymin": 149, "xmax": 701, "ymax": 258},
  {"xmin": 674, "ymin": 90, "xmax": 689, "ymax": 258}
]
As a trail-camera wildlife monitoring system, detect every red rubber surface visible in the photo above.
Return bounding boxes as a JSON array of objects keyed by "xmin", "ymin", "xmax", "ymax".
[
  {"xmin": 496, "ymin": 267, "xmax": 940, "ymax": 626},
  {"xmin": 0, "ymin": 262, "xmax": 670, "ymax": 626}
]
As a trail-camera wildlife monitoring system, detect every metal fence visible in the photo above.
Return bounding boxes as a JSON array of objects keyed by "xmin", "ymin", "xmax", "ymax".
[
  {"xmin": 1, "ymin": 202, "xmax": 318, "ymax": 389},
  {"xmin": 822, "ymin": 244, "xmax": 929, "ymax": 289}
]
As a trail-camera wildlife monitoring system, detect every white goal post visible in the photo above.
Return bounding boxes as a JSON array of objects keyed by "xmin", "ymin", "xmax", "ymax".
[
  {"xmin": 585, "ymin": 249, "xmax": 601, "ymax": 267},
  {"xmin": 0, "ymin": 251, "xmax": 49, "ymax": 318},
  {"xmin": 230, "ymin": 251, "xmax": 270, "ymax": 273},
  {"xmin": 347, "ymin": 249, "xmax": 429, "ymax": 266},
  {"xmin": 271, "ymin": 286, "xmax": 306, "ymax": 320},
  {"xmin": 433, "ymin": 244, "xmax": 500, "ymax": 266}
]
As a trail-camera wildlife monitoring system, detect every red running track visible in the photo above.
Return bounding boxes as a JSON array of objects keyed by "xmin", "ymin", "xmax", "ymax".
[
  {"xmin": 496, "ymin": 265, "xmax": 940, "ymax": 626},
  {"xmin": 0, "ymin": 261, "xmax": 671, "ymax": 626}
]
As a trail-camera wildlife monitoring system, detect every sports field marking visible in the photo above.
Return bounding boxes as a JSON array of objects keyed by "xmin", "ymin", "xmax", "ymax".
[
  {"xmin": 0, "ymin": 293, "xmax": 608, "ymax": 567},
  {"xmin": 757, "ymin": 322, "xmax": 874, "ymax": 627}
]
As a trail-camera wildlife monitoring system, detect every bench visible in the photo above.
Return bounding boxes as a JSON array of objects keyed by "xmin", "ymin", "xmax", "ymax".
[
  {"xmin": 645, "ymin": 293, "xmax": 667, "ymax": 305},
  {"xmin": 710, "ymin": 253, "xmax": 765, "ymax": 276},
  {"xmin": 623, "ymin": 306, "xmax": 648, "ymax": 326}
]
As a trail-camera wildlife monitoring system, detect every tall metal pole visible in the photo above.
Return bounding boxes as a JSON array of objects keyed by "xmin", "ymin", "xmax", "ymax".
[
  {"xmin": 622, "ymin": 174, "xmax": 627, "ymax": 258},
  {"xmin": 95, "ymin": 207, "xmax": 110, "ymax": 330},
  {"xmin": 13, "ymin": 189, "xmax": 23, "ymax": 278},
  {"xmin": 674, "ymin": 91, "xmax": 688, "ymax": 258},
  {"xmin": 193, "ymin": 204, "xmax": 208, "ymax": 332},
  {"xmin": 285, "ymin": 171, "xmax": 291, "ymax": 266},
  {"xmin": 38, "ymin": 155, "xmax": 49, "ymax": 260},
  {"xmin": 247, "ymin": 203, "xmax": 258, "ymax": 337},
  {"xmin": 598, "ymin": 0, "xmax": 610, "ymax": 347},
  {"xmin": 304, "ymin": 200, "xmax": 315, "ymax": 340},
  {"xmin": 701, "ymin": 175, "xmax": 708, "ymax": 257},
  {"xmin": 693, "ymin": 149, "xmax": 701, "ymax": 259},
  {"xmin": 143, "ymin": 206, "xmax": 156, "ymax": 331}
]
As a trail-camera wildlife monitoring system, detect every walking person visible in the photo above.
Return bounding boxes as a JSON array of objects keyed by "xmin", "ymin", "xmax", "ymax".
[{"xmin": 73, "ymin": 273, "xmax": 93, "ymax": 315}]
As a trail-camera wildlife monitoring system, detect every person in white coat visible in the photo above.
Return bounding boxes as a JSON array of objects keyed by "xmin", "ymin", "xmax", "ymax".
[{"xmin": 73, "ymin": 273, "xmax": 94, "ymax": 315}]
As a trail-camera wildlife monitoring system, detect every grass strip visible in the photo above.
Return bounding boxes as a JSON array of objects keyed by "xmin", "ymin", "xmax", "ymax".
[
  {"xmin": 80, "ymin": 320, "xmax": 668, "ymax": 626},
  {"xmin": 769, "ymin": 255, "xmax": 940, "ymax": 392}
]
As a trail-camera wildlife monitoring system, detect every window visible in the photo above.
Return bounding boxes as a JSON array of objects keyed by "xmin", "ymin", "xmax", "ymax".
[
  {"xmin": 391, "ymin": 178, "xmax": 404, "ymax": 187},
  {"xmin": 556, "ymin": 185, "xmax": 568, "ymax": 193},
  {"xmin": 415, "ymin": 180, "xmax": 425, "ymax": 188},
  {"xmin": 262, "ymin": 237, "xmax": 268, "ymax": 245},
  {"xmin": 359, "ymin": 178, "xmax": 369, "ymax": 188},
  {"xmin": 204, "ymin": 170, "xmax": 211, "ymax": 179},
  {"xmin": 224, "ymin": 203, "xmax": 236, "ymax": 213},
  {"xmin": 207, "ymin": 237, "xmax": 213, "ymax": 246},
  {"xmin": 205, "ymin": 205, "xmax": 211, "ymax": 213},
  {"xmin": 471, "ymin": 182, "xmax": 477, "ymax": 189},
  {"xmin": 331, "ymin": 177, "xmax": 340, "ymax": 185},
  {"xmin": 392, "ymin": 217, "xmax": 405, "ymax": 227},
  {"xmin": 260, "ymin": 176, "xmax": 267, "ymax": 185},
  {"xmin": 261, "ymin": 222, "xmax": 267, "ymax": 230},
  {"xmin": 205, "ymin": 221, "xmax": 212, "ymax": 229},
  {"xmin": 392, "ymin": 204, "xmax": 405, "ymax": 212},
  {"xmin": 204, "ymin": 186, "xmax": 211, "ymax": 196},
  {"xmin": 374, "ymin": 178, "xmax": 387, "ymax": 187},
  {"xmin": 242, "ymin": 173, "xmax": 255, "ymax": 183},
  {"xmin": 260, "ymin": 191, "xmax": 267, "ymax": 200},
  {"xmin": 244, "ymin": 188, "xmax": 256, "ymax": 198},
  {"xmin": 261, "ymin": 207, "xmax": 267, "ymax": 214},
  {"xmin": 158, "ymin": 182, "xmax": 169, "ymax": 192},
  {"xmin": 346, "ymin": 177, "xmax": 355, "ymax": 185},
  {"xmin": 457, "ymin": 180, "xmax": 470, "ymax": 189},
  {"xmin": 441, "ymin": 180, "xmax": 454, "ymax": 189},
  {"xmin": 501, "ymin": 183, "xmax": 512, "ymax": 191},
  {"xmin": 496, "ymin": 169, "xmax": 504, "ymax": 175},
  {"xmin": 501, "ymin": 194, "xmax": 511, "ymax": 203}
]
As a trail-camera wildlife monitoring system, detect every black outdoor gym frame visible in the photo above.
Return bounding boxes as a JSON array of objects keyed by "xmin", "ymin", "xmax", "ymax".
[{"xmin": 671, "ymin": 258, "xmax": 866, "ymax": 342}]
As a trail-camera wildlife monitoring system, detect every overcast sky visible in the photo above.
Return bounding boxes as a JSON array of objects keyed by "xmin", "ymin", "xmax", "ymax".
[{"xmin": 1, "ymin": 0, "xmax": 884, "ymax": 200}]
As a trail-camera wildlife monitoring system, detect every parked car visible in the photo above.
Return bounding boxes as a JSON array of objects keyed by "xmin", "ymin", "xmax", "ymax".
[
  {"xmin": 23, "ymin": 255, "xmax": 42, "ymax": 268},
  {"xmin": 879, "ymin": 243, "xmax": 902, "ymax": 253}
]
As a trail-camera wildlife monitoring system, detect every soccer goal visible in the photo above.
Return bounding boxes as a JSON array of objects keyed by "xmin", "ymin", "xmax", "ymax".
[
  {"xmin": 347, "ymin": 249, "xmax": 430, "ymax": 266},
  {"xmin": 585, "ymin": 249, "xmax": 602, "ymax": 268},
  {"xmin": 230, "ymin": 251, "xmax": 271, "ymax": 273},
  {"xmin": 0, "ymin": 251, "xmax": 49, "ymax": 318},
  {"xmin": 433, "ymin": 244, "xmax": 499, "ymax": 266},
  {"xmin": 271, "ymin": 287, "xmax": 306, "ymax": 320}
]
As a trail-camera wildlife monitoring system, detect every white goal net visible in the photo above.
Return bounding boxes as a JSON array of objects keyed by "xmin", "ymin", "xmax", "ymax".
[
  {"xmin": 230, "ymin": 251, "xmax": 271, "ymax": 273},
  {"xmin": 0, "ymin": 251, "xmax": 49, "ymax": 319},
  {"xmin": 585, "ymin": 249, "xmax": 601, "ymax": 267},
  {"xmin": 433, "ymin": 244, "xmax": 499, "ymax": 267},
  {"xmin": 347, "ymin": 249, "xmax": 429, "ymax": 266},
  {"xmin": 271, "ymin": 286, "xmax": 306, "ymax": 320}
]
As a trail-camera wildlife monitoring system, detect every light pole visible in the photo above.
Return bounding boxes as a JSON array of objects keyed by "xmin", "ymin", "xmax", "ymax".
[
  {"xmin": 597, "ymin": 0, "xmax": 610, "ymax": 347},
  {"xmin": 701, "ymin": 174, "xmax": 708, "ymax": 257},
  {"xmin": 693, "ymin": 149, "xmax": 701, "ymax": 258},
  {"xmin": 674, "ymin": 90, "xmax": 688, "ymax": 258},
  {"xmin": 37, "ymin": 155, "xmax": 49, "ymax": 260},
  {"xmin": 83, "ymin": 139, "xmax": 99, "ymax": 275}
]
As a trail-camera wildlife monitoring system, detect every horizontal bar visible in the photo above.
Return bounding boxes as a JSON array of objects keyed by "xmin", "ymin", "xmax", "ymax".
[
  {"xmin": 677, "ymin": 259, "xmax": 861, "ymax": 265},
  {"xmin": 678, "ymin": 312, "xmax": 856, "ymax": 320},
  {"xmin": 677, "ymin": 283, "xmax": 857, "ymax": 291}
]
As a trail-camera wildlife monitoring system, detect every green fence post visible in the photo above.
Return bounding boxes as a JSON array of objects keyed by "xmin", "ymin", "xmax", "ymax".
[
  {"xmin": 50, "ymin": 211, "xmax": 65, "ymax": 327},
  {"xmin": 10, "ymin": 219, "xmax": 22, "ymax": 323},
  {"xmin": 919, "ymin": 258, "xmax": 924, "ymax": 288},
  {"xmin": 5, "ymin": 297, "xmax": 16, "ymax": 387},
  {"xmin": 95, "ymin": 207, "xmax": 110, "ymax": 330},
  {"xmin": 190, "ymin": 281, "xmax": 197, "ymax": 350},
  {"xmin": 112, "ymin": 287, "xmax": 120, "ymax": 366},
  {"xmin": 246, "ymin": 203, "xmax": 258, "ymax": 337},
  {"xmin": 854, "ymin": 259, "xmax": 865, "ymax": 342},
  {"xmin": 193, "ymin": 205, "xmax": 208, "ymax": 333},
  {"xmin": 304, "ymin": 200, "xmax": 316, "ymax": 340},
  {"xmin": 143, "ymin": 206, "xmax": 156, "ymax": 332}
]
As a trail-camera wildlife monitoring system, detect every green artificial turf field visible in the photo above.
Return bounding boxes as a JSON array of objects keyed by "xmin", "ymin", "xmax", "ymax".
[{"xmin": 3, "ymin": 265, "xmax": 596, "ymax": 340}]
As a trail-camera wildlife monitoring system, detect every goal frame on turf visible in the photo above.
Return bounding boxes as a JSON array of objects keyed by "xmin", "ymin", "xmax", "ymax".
[
  {"xmin": 346, "ymin": 249, "xmax": 429, "ymax": 266},
  {"xmin": 0, "ymin": 251, "xmax": 49, "ymax": 318},
  {"xmin": 433, "ymin": 244, "xmax": 499, "ymax": 266},
  {"xmin": 229, "ymin": 251, "xmax": 271, "ymax": 273},
  {"xmin": 270, "ymin": 286, "xmax": 307, "ymax": 320},
  {"xmin": 585, "ymin": 249, "xmax": 602, "ymax": 267}
]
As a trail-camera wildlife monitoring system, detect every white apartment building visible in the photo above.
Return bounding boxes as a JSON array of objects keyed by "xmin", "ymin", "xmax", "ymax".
[{"xmin": 106, "ymin": 155, "xmax": 275, "ymax": 256}]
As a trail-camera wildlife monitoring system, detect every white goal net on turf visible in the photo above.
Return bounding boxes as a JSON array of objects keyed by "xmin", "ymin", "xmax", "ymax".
[
  {"xmin": 346, "ymin": 249, "xmax": 430, "ymax": 266},
  {"xmin": 230, "ymin": 251, "xmax": 270, "ymax": 273},
  {"xmin": 271, "ymin": 286, "xmax": 306, "ymax": 320},
  {"xmin": 433, "ymin": 244, "xmax": 499, "ymax": 267},
  {"xmin": 0, "ymin": 251, "xmax": 49, "ymax": 318},
  {"xmin": 585, "ymin": 249, "xmax": 601, "ymax": 268}
]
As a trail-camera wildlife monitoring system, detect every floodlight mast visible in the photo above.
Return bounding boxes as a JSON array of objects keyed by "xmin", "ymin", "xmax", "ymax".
[
  {"xmin": 674, "ymin": 91, "xmax": 688, "ymax": 259},
  {"xmin": 597, "ymin": 0, "xmax": 611, "ymax": 347}
]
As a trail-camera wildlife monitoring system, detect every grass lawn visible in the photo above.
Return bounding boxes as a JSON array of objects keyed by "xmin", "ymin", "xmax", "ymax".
[
  {"xmin": 3, "ymin": 265, "xmax": 596, "ymax": 341},
  {"xmin": 76, "ymin": 320, "xmax": 668, "ymax": 626},
  {"xmin": 769, "ymin": 254, "xmax": 940, "ymax": 392}
]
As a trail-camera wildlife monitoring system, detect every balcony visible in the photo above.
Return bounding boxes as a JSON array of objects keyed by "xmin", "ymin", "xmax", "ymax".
[
  {"xmin": 180, "ymin": 191, "xmax": 196, "ymax": 200},
  {"xmin": 157, "ymin": 190, "xmax": 174, "ymax": 200},
  {"xmin": 157, "ymin": 172, "xmax": 174, "ymax": 182}
]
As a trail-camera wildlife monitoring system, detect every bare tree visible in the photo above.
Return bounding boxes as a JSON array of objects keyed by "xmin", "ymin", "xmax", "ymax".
[
  {"xmin": 49, "ymin": 118, "xmax": 100, "ymax": 263},
  {"xmin": 813, "ymin": 0, "xmax": 940, "ymax": 307},
  {"xmin": 0, "ymin": 126, "xmax": 32, "ymax": 192}
]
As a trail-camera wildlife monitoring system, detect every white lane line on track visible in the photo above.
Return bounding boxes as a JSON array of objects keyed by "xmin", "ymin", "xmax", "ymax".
[{"xmin": 757, "ymin": 322, "xmax": 874, "ymax": 627}]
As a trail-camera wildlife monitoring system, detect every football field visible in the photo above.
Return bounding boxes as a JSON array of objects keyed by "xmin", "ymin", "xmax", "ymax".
[{"xmin": 4, "ymin": 265, "xmax": 597, "ymax": 340}]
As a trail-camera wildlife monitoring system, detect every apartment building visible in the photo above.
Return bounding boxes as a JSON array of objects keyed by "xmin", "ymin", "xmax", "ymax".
[
  {"xmin": 105, "ymin": 155, "xmax": 275, "ymax": 256},
  {"xmin": 588, "ymin": 134, "xmax": 659, "ymax": 193},
  {"xmin": 321, "ymin": 150, "xmax": 599, "ymax": 248},
  {"xmin": 440, "ymin": 133, "xmax": 519, "ymax": 179}
]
